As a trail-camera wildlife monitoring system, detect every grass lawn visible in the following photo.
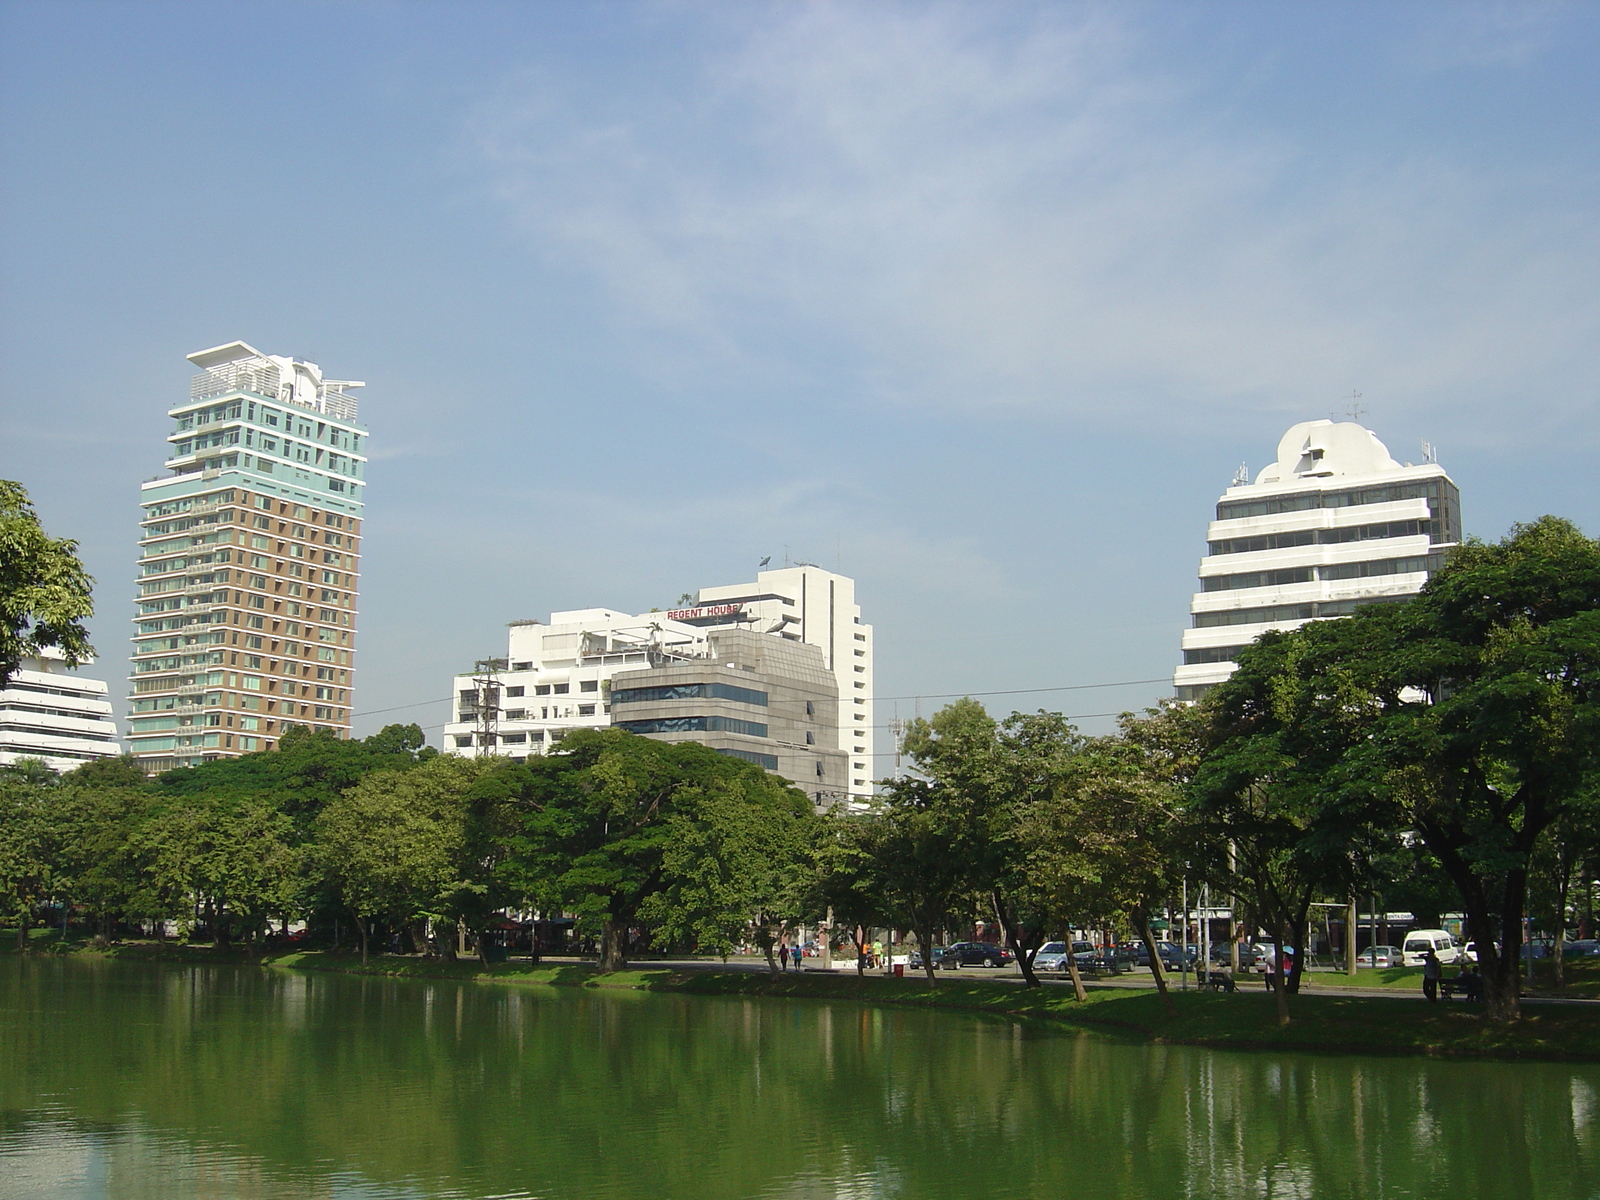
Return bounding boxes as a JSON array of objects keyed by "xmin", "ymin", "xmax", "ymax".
[{"xmin": 15, "ymin": 936, "xmax": 1596, "ymax": 1063}]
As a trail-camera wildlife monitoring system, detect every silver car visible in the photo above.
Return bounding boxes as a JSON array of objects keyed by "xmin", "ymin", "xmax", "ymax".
[{"xmin": 1033, "ymin": 940, "xmax": 1093, "ymax": 973}]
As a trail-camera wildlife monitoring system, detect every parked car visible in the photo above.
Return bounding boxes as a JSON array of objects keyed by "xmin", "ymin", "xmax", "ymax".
[
  {"xmin": 1032, "ymin": 941, "xmax": 1094, "ymax": 973},
  {"xmin": 1089, "ymin": 946, "xmax": 1135, "ymax": 972},
  {"xmin": 1562, "ymin": 940, "xmax": 1600, "ymax": 959},
  {"xmin": 1401, "ymin": 929, "xmax": 1461, "ymax": 967},
  {"xmin": 1360, "ymin": 945, "xmax": 1402, "ymax": 969},
  {"xmin": 943, "ymin": 941, "xmax": 1012, "ymax": 968}
]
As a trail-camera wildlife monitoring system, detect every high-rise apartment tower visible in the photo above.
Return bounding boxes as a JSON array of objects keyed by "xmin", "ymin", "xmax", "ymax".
[
  {"xmin": 1174, "ymin": 420, "xmax": 1459, "ymax": 701},
  {"xmin": 126, "ymin": 342, "xmax": 367, "ymax": 771}
]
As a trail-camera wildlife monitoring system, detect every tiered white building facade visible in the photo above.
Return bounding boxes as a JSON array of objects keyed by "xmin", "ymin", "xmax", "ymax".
[
  {"xmin": 1174, "ymin": 420, "xmax": 1461, "ymax": 701},
  {"xmin": 0, "ymin": 654, "xmax": 121, "ymax": 771}
]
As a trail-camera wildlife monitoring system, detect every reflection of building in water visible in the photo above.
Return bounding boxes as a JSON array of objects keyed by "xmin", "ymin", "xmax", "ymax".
[
  {"xmin": 1175, "ymin": 420, "xmax": 1461, "ymax": 701},
  {"xmin": 0, "ymin": 652, "xmax": 120, "ymax": 770}
]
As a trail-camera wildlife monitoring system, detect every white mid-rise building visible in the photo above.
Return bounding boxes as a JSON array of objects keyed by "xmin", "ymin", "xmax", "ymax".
[
  {"xmin": 1, "ymin": 654, "xmax": 121, "ymax": 771},
  {"xmin": 1174, "ymin": 420, "xmax": 1461, "ymax": 701},
  {"xmin": 444, "ymin": 609, "xmax": 709, "ymax": 757},
  {"xmin": 443, "ymin": 565, "xmax": 877, "ymax": 804},
  {"xmin": 683, "ymin": 565, "xmax": 874, "ymax": 803}
]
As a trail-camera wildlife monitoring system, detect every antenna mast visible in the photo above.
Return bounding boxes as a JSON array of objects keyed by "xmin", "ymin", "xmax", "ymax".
[{"xmin": 471, "ymin": 657, "xmax": 506, "ymax": 758}]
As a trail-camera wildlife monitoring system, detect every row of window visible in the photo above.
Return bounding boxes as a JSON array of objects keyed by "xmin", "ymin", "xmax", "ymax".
[
  {"xmin": 1207, "ymin": 519, "xmax": 1442, "ymax": 557},
  {"xmin": 1192, "ymin": 594, "xmax": 1410, "ymax": 628},
  {"xmin": 609, "ymin": 682, "xmax": 771, "ymax": 708},
  {"xmin": 1215, "ymin": 479, "xmax": 1454, "ymax": 521},
  {"xmin": 1201, "ymin": 553, "xmax": 1448, "ymax": 593},
  {"xmin": 615, "ymin": 716, "xmax": 770, "ymax": 738}
]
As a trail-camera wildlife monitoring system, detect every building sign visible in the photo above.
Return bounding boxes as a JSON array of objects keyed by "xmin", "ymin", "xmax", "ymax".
[{"xmin": 666, "ymin": 603, "xmax": 744, "ymax": 622}]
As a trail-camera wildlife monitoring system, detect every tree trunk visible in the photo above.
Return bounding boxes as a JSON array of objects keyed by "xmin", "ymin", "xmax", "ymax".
[
  {"xmin": 992, "ymin": 892, "xmax": 1042, "ymax": 988},
  {"xmin": 1272, "ymin": 919, "xmax": 1291, "ymax": 1026},
  {"xmin": 356, "ymin": 915, "xmax": 369, "ymax": 965},
  {"xmin": 1063, "ymin": 947, "xmax": 1088, "ymax": 1002},
  {"xmin": 410, "ymin": 919, "xmax": 431, "ymax": 957},
  {"xmin": 599, "ymin": 918, "xmax": 628, "ymax": 972},
  {"xmin": 1285, "ymin": 907, "xmax": 1309, "ymax": 995},
  {"xmin": 1554, "ymin": 847, "xmax": 1574, "ymax": 990},
  {"xmin": 913, "ymin": 920, "xmax": 939, "ymax": 986},
  {"xmin": 1132, "ymin": 913, "xmax": 1177, "ymax": 1018},
  {"xmin": 755, "ymin": 921, "xmax": 780, "ymax": 974}
]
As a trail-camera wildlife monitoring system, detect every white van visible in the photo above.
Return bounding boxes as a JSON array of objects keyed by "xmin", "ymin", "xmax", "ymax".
[{"xmin": 1402, "ymin": 929, "xmax": 1459, "ymax": 966}]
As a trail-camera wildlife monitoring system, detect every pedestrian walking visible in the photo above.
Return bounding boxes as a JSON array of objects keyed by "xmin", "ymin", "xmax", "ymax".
[
  {"xmin": 1422, "ymin": 949, "xmax": 1442, "ymax": 1002},
  {"xmin": 779, "ymin": 944, "xmax": 790, "ymax": 971}
]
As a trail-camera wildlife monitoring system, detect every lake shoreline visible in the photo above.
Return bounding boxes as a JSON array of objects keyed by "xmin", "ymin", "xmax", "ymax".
[{"xmin": 28, "ymin": 940, "xmax": 1600, "ymax": 1064}]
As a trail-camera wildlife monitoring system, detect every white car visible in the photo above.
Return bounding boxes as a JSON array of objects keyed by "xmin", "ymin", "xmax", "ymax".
[
  {"xmin": 1360, "ymin": 945, "xmax": 1402, "ymax": 969},
  {"xmin": 1401, "ymin": 929, "xmax": 1460, "ymax": 967}
]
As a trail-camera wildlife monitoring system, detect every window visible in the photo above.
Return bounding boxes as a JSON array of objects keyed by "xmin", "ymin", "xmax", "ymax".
[
  {"xmin": 535, "ymin": 685, "xmax": 551, "ymax": 696},
  {"xmin": 502, "ymin": 733, "xmax": 526, "ymax": 744},
  {"xmin": 805, "ymin": 731, "xmax": 815, "ymax": 745},
  {"xmin": 816, "ymin": 761, "xmax": 825, "ymax": 777},
  {"xmin": 553, "ymin": 683, "xmax": 569, "ymax": 694},
  {"xmin": 1320, "ymin": 553, "xmax": 1446, "ymax": 581},
  {"xmin": 718, "ymin": 748, "xmax": 778, "ymax": 770},
  {"xmin": 505, "ymin": 709, "xmax": 526, "ymax": 720},
  {"xmin": 506, "ymin": 686, "xmax": 524, "ymax": 697},
  {"xmin": 1183, "ymin": 646, "xmax": 1245, "ymax": 665},
  {"xmin": 579, "ymin": 680, "xmax": 598, "ymax": 692},
  {"xmin": 1202, "ymin": 567, "xmax": 1315, "ymax": 592},
  {"xmin": 578, "ymin": 704, "xmax": 596, "ymax": 716},
  {"xmin": 455, "ymin": 735, "xmax": 474, "ymax": 748}
]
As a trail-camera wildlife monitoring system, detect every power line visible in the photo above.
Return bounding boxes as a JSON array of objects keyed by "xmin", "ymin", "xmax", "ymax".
[
  {"xmin": 354, "ymin": 675, "xmax": 1172, "ymax": 721},
  {"xmin": 874, "ymin": 677, "xmax": 1171, "ymax": 703}
]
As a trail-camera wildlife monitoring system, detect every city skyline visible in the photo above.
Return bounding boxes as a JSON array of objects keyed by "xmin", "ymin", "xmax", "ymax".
[{"xmin": 2, "ymin": 3, "xmax": 1596, "ymax": 776}]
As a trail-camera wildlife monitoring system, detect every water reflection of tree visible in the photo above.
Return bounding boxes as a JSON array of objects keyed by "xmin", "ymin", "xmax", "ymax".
[{"xmin": 0, "ymin": 959, "xmax": 1594, "ymax": 1199}]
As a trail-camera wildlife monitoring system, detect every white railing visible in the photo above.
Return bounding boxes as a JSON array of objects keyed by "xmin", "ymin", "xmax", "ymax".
[{"xmin": 192, "ymin": 360, "xmax": 281, "ymax": 402}]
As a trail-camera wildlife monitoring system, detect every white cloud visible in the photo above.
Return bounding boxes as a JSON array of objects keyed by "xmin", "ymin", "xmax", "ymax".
[{"xmin": 469, "ymin": 3, "xmax": 1600, "ymax": 441}]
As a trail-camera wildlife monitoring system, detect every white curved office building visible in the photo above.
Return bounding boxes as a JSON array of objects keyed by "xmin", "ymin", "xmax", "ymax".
[
  {"xmin": 1174, "ymin": 420, "xmax": 1461, "ymax": 701},
  {"xmin": 1, "ymin": 654, "xmax": 121, "ymax": 771}
]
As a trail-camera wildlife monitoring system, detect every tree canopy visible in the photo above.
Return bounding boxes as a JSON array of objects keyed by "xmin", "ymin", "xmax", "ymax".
[{"xmin": 0, "ymin": 479, "xmax": 94, "ymax": 685}]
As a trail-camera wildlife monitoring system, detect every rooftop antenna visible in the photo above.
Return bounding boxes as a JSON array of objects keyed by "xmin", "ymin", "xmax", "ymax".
[
  {"xmin": 1421, "ymin": 439, "xmax": 1437, "ymax": 465},
  {"xmin": 1345, "ymin": 390, "xmax": 1366, "ymax": 423},
  {"xmin": 1231, "ymin": 462, "xmax": 1250, "ymax": 487},
  {"xmin": 471, "ymin": 657, "xmax": 506, "ymax": 758}
]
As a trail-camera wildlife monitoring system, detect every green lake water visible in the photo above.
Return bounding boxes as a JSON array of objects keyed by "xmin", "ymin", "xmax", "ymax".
[{"xmin": 1, "ymin": 957, "xmax": 1596, "ymax": 1199}]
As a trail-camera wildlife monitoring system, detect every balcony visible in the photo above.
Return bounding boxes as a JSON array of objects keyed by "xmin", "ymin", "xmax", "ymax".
[{"xmin": 192, "ymin": 361, "xmax": 280, "ymax": 403}]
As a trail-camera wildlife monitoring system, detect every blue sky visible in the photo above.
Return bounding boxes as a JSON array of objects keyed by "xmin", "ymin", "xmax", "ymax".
[{"xmin": 2, "ymin": 1, "xmax": 1596, "ymax": 766}]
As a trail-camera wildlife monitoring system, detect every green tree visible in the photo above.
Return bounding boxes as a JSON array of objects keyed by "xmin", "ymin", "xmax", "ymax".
[
  {"xmin": 898, "ymin": 700, "xmax": 1090, "ymax": 988},
  {"xmin": 0, "ymin": 773, "xmax": 57, "ymax": 948},
  {"xmin": 488, "ymin": 729, "xmax": 812, "ymax": 971},
  {"xmin": 318, "ymin": 755, "xmax": 495, "ymax": 962},
  {"xmin": 1198, "ymin": 517, "xmax": 1600, "ymax": 1022},
  {"xmin": 0, "ymin": 479, "xmax": 94, "ymax": 685},
  {"xmin": 825, "ymin": 784, "xmax": 974, "ymax": 984}
]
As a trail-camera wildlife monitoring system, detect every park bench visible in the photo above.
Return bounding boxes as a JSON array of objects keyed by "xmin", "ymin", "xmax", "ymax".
[{"xmin": 1440, "ymin": 975, "xmax": 1483, "ymax": 1001}]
